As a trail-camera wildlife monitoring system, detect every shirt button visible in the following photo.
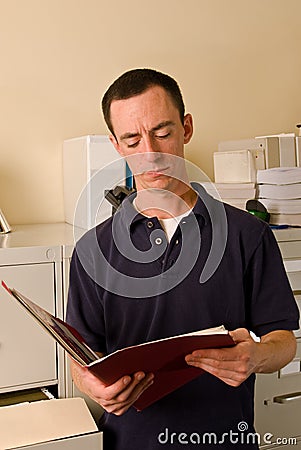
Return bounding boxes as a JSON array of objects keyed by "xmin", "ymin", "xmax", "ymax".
[
  {"xmin": 175, "ymin": 239, "xmax": 179, "ymax": 245},
  {"xmin": 155, "ymin": 237, "xmax": 163, "ymax": 245},
  {"xmin": 147, "ymin": 221, "xmax": 154, "ymax": 228}
]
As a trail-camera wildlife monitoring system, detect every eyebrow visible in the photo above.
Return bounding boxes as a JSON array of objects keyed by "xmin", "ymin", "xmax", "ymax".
[
  {"xmin": 151, "ymin": 120, "xmax": 175, "ymax": 132},
  {"xmin": 120, "ymin": 121, "xmax": 176, "ymax": 141}
]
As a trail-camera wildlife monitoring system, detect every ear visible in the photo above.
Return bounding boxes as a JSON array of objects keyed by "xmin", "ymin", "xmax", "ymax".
[
  {"xmin": 109, "ymin": 134, "xmax": 123, "ymax": 156},
  {"xmin": 183, "ymin": 113, "xmax": 193, "ymax": 144}
]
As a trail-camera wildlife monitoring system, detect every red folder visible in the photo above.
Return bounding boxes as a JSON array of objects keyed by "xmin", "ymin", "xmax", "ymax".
[{"xmin": 2, "ymin": 281, "xmax": 235, "ymax": 410}]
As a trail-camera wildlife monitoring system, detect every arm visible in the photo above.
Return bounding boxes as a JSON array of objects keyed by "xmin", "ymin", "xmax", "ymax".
[
  {"xmin": 185, "ymin": 328, "xmax": 297, "ymax": 387},
  {"xmin": 69, "ymin": 355, "xmax": 154, "ymax": 415}
]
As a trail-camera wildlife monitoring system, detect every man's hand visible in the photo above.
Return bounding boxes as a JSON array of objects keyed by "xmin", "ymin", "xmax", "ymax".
[
  {"xmin": 70, "ymin": 358, "xmax": 154, "ymax": 416},
  {"xmin": 185, "ymin": 328, "xmax": 296, "ymax": 387}
]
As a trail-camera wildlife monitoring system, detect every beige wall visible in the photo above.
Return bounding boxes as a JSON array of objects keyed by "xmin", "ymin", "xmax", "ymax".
[{"xmin": 1, "ymin": 0, "xmax": 301, "ymax": 224}]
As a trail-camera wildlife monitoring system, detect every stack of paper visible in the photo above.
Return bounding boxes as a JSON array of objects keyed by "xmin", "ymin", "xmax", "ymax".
[
  {"xmin": 257, "ymin": 167, "xmax": 301, "ymax": 226},
  {"xmin": 201, "ymin": 182, "xmax": 256, "ymax": 210}
]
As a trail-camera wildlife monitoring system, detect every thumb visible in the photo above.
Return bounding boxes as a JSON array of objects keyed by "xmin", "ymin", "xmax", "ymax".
[{"xmin": 229, "ymin": 328, "xmax": 251, "ymax": 344}]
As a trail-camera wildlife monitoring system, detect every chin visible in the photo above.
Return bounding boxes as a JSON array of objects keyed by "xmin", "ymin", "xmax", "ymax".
[{"xmin": 144, "ymin": 182, "xmax": 176, "ymax": 194}]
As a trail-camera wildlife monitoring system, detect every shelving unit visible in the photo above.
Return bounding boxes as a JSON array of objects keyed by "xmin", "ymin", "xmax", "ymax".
[{"xmin": 255, "ymin": 228, "xmax": 301, "ymax": 448}]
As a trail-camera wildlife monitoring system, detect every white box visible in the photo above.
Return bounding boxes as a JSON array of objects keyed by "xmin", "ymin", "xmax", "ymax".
[
  {"xmin": 214, "ymin": 150, "xmax": 256, "ymax": 183},
  {"xmin": 218, "ymin": 135, "xmax": 297, "ymax": 169},
  {"xmin": 263, "ymin": 136, "xmax": 280, "ymax": 168},
  {"xmin": 218, "ymin": 138, "xmax": 265, "ymax": 153},
  {"xmin": 63, "ymin": 135, "xmax": 127, "ymax": 229},
  {"xmin": 279, "ymin": 136, "xmax": 296, "ymax": 166},
  {"xmin": 217, "ymin": 139, "xmax": 265, "ymax": 171},
  {"xmin": 257, "ymin": 134, "xmax": 296, "ymax": 168},
  {"xmin": 0, "ymin": 397, "xmax": 102, "ymax": 449}
]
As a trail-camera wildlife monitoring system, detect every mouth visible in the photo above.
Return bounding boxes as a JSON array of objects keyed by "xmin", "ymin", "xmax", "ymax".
[{"xmin": 143, "ymin": 167, "xmax": 170, "ymax": 177}]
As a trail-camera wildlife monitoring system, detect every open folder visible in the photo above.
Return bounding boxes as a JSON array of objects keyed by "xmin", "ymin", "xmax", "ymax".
[{"xmin": 2, "ymin": 280, "xmax": 235, "ymax": 411}]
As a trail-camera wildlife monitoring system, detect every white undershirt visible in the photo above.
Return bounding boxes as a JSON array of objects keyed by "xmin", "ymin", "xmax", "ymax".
[
  {"xmin": 133, "ymin": 198, "xmax": 192, "ymax": 242},
  {"xmin": 159, "ymin": 212, "xmax": 192, "ymax": 242}
]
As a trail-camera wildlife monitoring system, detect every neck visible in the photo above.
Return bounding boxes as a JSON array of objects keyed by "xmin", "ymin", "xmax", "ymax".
[{"xmin": 134, "ymin": 186, "xmax": 197, "ymax": 219}]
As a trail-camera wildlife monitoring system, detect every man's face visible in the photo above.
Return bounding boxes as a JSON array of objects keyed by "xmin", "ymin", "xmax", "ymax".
[{"xmin": 109, "ymin": 85, "xmax": 193, "ymax": 194}]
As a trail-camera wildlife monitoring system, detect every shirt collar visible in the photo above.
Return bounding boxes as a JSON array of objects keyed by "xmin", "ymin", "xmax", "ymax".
[{"xmin": 116, "ymin": 182, "xmax": 213, "ymax": 228}]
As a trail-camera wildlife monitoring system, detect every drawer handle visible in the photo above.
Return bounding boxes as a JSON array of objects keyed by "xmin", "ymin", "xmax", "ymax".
[
  {"xmin": 293, "ymin": 290, "xmax": 301, "ymax": 296},
  {"xmin": 273, "ymin": 392, "xmax": 301, "ymax": 404}
]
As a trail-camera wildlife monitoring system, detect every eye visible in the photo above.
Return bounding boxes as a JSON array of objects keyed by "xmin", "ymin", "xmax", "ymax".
[
  {"xmin": 127, "ymin": 140, "xmax": 140, "ymax": 148},
  {"xmin": 156, "ymin": 132, "xmax": 170, "ymax": 139}
]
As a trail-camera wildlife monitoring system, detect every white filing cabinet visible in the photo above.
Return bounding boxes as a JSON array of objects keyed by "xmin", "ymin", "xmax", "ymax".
[
  {"xmin": 0, "ymin": 224, "xmax": 104, "ymax": 450},
  {"xmin": 0, "ymin": 224, "xmax": 75, "ymax": 397},
  {"xmin": 0, "ymin": 223, "xmax": 103, "ymax": 422},
  {"xmin": 255, "ymin": 228, "xmax": 301, "ymax": 448}
]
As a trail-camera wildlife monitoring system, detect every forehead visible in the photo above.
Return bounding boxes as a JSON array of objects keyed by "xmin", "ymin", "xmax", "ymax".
[{"xmin": 109, "ymin": 86, "xmax": 180, "ymax": 134}]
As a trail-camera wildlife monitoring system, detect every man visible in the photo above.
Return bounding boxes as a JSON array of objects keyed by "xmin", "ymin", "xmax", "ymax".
[{"xmin": 66, "ymin": 69, "xmax": 299, "ymax": 449}]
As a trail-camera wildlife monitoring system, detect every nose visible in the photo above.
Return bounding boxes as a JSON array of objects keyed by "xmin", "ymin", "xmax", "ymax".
[
  {"xmin": 143, "ymin": 136, "xmax": 161, "ymax": 162},
  {"xmin": 144, "ymin": 151, "xmax": 161, "ymax": 163}
]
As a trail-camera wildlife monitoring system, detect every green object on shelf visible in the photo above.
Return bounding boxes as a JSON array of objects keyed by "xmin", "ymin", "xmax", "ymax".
[{"xmin": 246, "ymin": 199, "xmax": 270, "ymax": 223}]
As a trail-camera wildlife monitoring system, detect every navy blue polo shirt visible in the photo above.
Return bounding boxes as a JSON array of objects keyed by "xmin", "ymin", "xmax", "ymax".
[{"xmin": 67, "ymin": 184, "xmax": 299, "ymax": 450}]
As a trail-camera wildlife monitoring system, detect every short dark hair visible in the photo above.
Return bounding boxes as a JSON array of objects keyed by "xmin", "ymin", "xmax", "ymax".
[{"xmin": 101, "ymin": 68, "xmax": 185, "ymax": 136}]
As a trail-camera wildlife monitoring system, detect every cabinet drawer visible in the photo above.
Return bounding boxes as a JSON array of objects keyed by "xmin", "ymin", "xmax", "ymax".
[
  {"xmin": 0, "ymin": 398, "xmax": 102, "ymax": 449},
  {"xmin": 255, "ymin": 341, "xmax": 301, "ymax": 442},
  {"xmin": 13, "ymin": 433, "xmax": 103, "ymax": 450},
  {"xmin": 0, "ymin": 264, "xmax": 57, "ymax": 390}
]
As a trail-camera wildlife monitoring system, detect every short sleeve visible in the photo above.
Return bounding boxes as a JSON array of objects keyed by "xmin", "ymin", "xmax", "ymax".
[{"xmin": 245, "ymin": 225, "xmax": 300, "ymax": 337}]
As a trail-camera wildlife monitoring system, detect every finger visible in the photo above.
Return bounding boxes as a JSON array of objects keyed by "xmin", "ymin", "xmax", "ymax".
[
  {"xmin": 186, "ymin": 346, "xmax": 238, "ymax": 362},
  {"xmin": 187, "ymin": 350, "xmax": 250, "ymax": 370},
  {"xmin": 105, "ymin": 374, "xmax": 155, "ymax": 415},
  {"xmin": 187, "ymin": 359, "xmax": 250, "ymax": 386},
  {"xmin": 102, "ymin": 372, "xmax": 153, "ymax": 405},
  {"xmin": 101, "ymin": 373, "xmax": 138, "ymax": 401},
  {"xmin": 114, "ymin": 372, "xmax": 154, "ymax": 404},
  {"xmin": 118, "ymin": 376, "xmax": 154, "ymax": 415},
  {"xmin": 126, "ymin": 373, "xmax": 154, "ymax": 402}
]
